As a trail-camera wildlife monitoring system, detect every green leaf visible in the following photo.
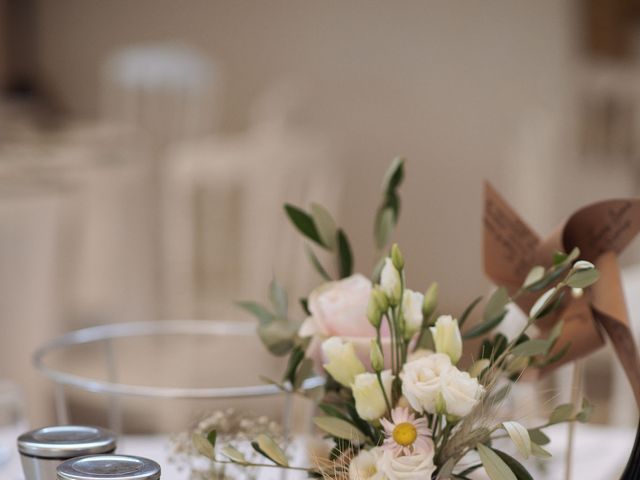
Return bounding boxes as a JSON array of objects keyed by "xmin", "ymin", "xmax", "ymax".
[
  {"xmin": 529, "ymin": 287, "xmax": 557, "ymax": 319},
  {"xmin": 477, "ymin": 443, "xmax": 517, "ymax": 480},
  {"xmin": 207, "ymin": 430, "xmax": 217, "ymax": 448},
  {"xmin": 305, "ymin": 245, "xmax": 331, "ymax": 281},
  {"xmin": 318, "ymin": 403, "xmax": 350, "ymax": 422},
  {"xmin": 313, "ymin": 416, "xmax": 367, "ymax": 443},
  {"xmin": 311, "ymin": 203, "xmax": 338, "ymax": 250},
  {"xmin": 553, "ymin": 251, "xmax": 568, "ymax": 266},
  {"xmin": 528, "ymin": 428, "xmax": 551, "ymax": 446},
  {"xmin": 576, "ymin": 398, "xmax": 594, "ymax": 423},
  {"xmin": 549, "ymin": 403, "xmax": 574, "ymax": 425},
  {"xmin": 459, "ymin": 296, "xmax": 483, "ymax": 328},
  {"xmin": 252, "ymin": 434, "xmax": 289, "ymax": 466},
  {"xmin": 221, "ymin": 445, "xmax": 248, "ymax": 464},
  {"xmin": 375, "ymin": 207, "xmax": 395, "ymax": 249},
  {"xmin": 510, "ymin": 339, "xmax": 550, "ymax": 358},
  {"xmin": 463, "ymin": 311, "xmax": 507, "ymax": 339},
  {"xmin": 502, "ymin": 421, "xmax": 531, "ymax": 459},
  {"xmin": 548, "ymin": 320, "xmax": 564, "ymax": 345},
  {"xmin": 337, "ymin": 229, "xmax": 353, "ymax": 278},
  {"xmin": 381, "ymin": 157, "xmax": 405, "ymax": 195},
  {"xmin": 523, "ymin": 266, "xmax": 545, "ymax": 289},
  {"xmin": 269, "ymin": 278, "xmax": 288, "ymax": 317},
  {"xmin": 284, "ymin": 204, "xmax": 325, "ymax": 247},
  {"xmin": 484, "ymin": 287, "xmax": 510, "ymax": 322},
  {"xmin": 257, "ymin": 320, "xmax": 298, "ymax": 356},
  {"xmin": 493, "ymin": 449, "xmax": 534, "ymax": 480},
  {"xmin": 283, "ymin": 346, "xmax": 305, "ymax": 383},
  {"xmin": 566, "ymin": 268, "xmax": 600, "ymax": 289},
  {"xmin": 293, "ymin": 358, "xmax": 314, "ymax": 389},
  {"xmin": 237, "ymin": 301, "xmax": 274, "ymax": 325},
  {"xmin": 192, "ymin": 433, "xmax": 215, "ymax": 459},
  {"xmin": 530, "ymin": 442, "xmax": 552, "ymax": 459}
]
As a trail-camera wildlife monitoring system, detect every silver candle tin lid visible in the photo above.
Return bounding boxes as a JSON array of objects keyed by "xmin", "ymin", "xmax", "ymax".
[
  {"xmin": 57, "ymin": 455, "xmax": 160, "ymax": 480},
  {"xmin": 17, "ymin": 425, "xmax": 116, "ymax": 459}
]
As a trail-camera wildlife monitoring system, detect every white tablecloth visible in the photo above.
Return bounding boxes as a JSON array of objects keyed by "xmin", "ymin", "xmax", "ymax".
[{"xmin": 1, "ymin": 424, "xmax": 636, "ymax": 479}]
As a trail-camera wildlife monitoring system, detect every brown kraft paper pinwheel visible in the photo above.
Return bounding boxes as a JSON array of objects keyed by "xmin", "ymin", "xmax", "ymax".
[{"xmin": 483, "ymin": 182, "xmax": 640, "ymax": 407}]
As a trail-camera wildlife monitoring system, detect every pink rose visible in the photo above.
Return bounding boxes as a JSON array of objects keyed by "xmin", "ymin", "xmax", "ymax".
[{"xmin": 300, "ymin": 274, "xmax": 390, "ymax": 370}]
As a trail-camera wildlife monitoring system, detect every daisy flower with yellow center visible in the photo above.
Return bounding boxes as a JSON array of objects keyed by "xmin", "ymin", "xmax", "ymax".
[{"xmin": 380, "ymin": 407, "xmax": 433, "ymax": 457}]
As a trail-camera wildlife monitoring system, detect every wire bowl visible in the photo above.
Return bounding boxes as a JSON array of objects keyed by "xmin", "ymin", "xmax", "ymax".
[{"xmin": 33, "ymin": 320, "xmax": 323, "ymax": 435}]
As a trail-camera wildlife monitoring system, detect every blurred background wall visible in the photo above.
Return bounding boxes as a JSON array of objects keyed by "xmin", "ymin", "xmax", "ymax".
[{"xmin": 2, "ymin": 0, "xmax": 640, "ymax": 429}]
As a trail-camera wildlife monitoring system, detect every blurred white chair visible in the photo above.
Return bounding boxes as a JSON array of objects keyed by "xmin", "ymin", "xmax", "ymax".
[
  {"xmin": 162, "ymin": 115, "xmax": 342, "ymax": 320},
  {"xmin": 100, "ymin": 42, "xmax": 218, "ymax": 142}
]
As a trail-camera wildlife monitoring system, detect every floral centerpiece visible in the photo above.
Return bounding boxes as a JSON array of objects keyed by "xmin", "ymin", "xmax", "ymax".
[{"xmin": 192, "ymin": 159, "xmax": 597, "ymax": 479}]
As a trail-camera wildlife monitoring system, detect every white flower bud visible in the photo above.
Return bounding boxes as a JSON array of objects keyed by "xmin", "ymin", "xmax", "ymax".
[
  {"xmin": 370, "ymin": 339, "xmax": 384, "ymax": 372},
  {"xmin": 430, "ymin": 315, "xmax": 463, "ymax": 364},
  {"xmin": 353, "ymin": 370, "xmax": 393, "ymax": 421},
  {"xmin": 380, "ymin": 258, "xmax": 402, "ymax": 305},
  {"xmin": 391, "ymin": 243, "xmax": 405, "ymax": 271},
  {"xmin": 321, "ymin": 337, "xmax": 366, "ymax": 387},
  {"xmin": 402, "ymin": 289, "xmax": 424, "ymax": 339}
]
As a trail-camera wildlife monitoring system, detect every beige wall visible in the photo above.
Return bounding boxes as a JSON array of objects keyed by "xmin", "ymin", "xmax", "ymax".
[{"xmin": 34, "ymin": 0, "xmax": 580, "ymax": 313}]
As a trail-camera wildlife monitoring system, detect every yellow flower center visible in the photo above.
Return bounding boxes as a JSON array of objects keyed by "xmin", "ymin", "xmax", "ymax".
[{"xmin": 392, "ymin": 422, "xmax": 417, "ymax": 446}]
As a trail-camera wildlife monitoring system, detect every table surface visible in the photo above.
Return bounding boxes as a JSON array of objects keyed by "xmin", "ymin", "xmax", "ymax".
[{"xmin": 1, "ymin": 423, "xmax": 635, "ymax": 479}]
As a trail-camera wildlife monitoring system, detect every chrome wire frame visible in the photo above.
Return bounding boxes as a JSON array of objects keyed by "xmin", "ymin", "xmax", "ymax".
[{"xmin": 33, "ymin": 320, "xmax": 324, "ymax": 435}]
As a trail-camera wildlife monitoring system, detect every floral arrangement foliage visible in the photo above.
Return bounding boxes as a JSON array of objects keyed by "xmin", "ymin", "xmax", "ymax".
[{"xmin": 193, "ymin": 159, "xmax": 598, "ymax": 480}]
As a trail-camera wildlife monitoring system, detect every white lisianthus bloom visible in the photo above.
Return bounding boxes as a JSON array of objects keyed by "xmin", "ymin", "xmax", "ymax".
[
  {"xmin": 349, "ymin": 448, "xmax": 385, "ymax": 480},
  {"xmin": 429, "ymin": 315, "xmax": 463, "ymax": 364},
  {"xmin": 401, "ymin": 353, "xmax": 452, "ymax": 414},
  {"xmin": 440, "ymin": 367, "xmax": 484, "ymax": 417},
  {"xmin": 402, "ymin": 289, "xmax": 424, "ymax": 337},
  {"xmin": 401, "ymin": 353, "xmax": 483, "ymax": 417},
  {"xmin": 353, "ymin": 370, "xmax": 393, "ymax": 421},
  {"xmin": 380, "ymin": 258, "xmax": 402, "ymax": 305},
  {"xmin": 377, "ymin": 448, "xmax": 436, "ymax": 480},
  {"xmin": 321, "ymin": 337, "xmax": 366, "ymax": 387}
]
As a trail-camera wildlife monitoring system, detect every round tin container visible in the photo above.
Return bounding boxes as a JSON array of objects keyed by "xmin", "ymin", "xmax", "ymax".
[
  {"xmin": 57, "ymin": 455, "xmax": 160, "ymax": 479},
  {"xmin": 17, "ymin": 425, "xmax": 116, "ymax": 480}
]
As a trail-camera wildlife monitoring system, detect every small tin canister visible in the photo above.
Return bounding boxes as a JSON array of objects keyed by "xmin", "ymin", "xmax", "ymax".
[
  {"xmin": 17, "ymin": 425, "xmax": 116, "ymax": 480},
  {"xmin": 56, "ymin": 454, "xmax": 161, "ymax": 480}
]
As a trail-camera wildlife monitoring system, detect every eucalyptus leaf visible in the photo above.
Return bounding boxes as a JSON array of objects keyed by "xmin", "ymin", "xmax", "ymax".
[
  {"xmin": 576, "ymin": 398, "xmax": 594, "ymax": 423},
  {"xmin": 318, "ymin": 403, "xmax": 350, "ymax": 422},
  {"xmin": 293, "ymin": 358, "xmax": 314, "ymax": 389},
  {"xmin": 269, "ymin": 278, "xmax": 288, "ymax": 318},
  {"xmin": 530, "ymin": 442, "xmax": 552, "ymax": 459},
  {"xmin": 527, "ymin": 428, "xmax": 551, "ymax": 446},
  {"xmin": 459, "ymin": 296, "xmax": 483, "ymax": 328},
  {"xmin": 311, "ymin": 203, "xmax": 338, "ymax": 250},
  {"xmin": 549, "ymin": 403, "xmax": 574, "ymax": 425},
  {"xmin": 493, "ymin": 449, "xmax": 534, "ymax": 480},
  {"xmin": 548, "ymin": 320, "xmax": 564, "ymax": 344},
  {"xmin": 502, "ymin": 421, "xmax": 531, "ymax": 459},
  {"xmin": 305, "ymin": 245, "xmax": 331, "ymax": 281},
  {"xmin": 463, "ymin": 311, "xmax": 506, "ymax": 339},
  {"xmin": 237, "ymin": 301, "xmax": 274, "ymax": 325},
  {"xmin": 283, "ymin": 346, "xmax": 305, "ymax": 383},
  {"xmin": 207, "ymin": 430, "xmax": 217, "ymax": 448},
  {"xmin": 381, "ymin": 157, "xmax": 405, "ymax": 195},
  {"xmin": 566, "ymin": 268, "xmax": 600, "ymax": 289},
  {"xmin": 477, "ymin": 443, "xmax": 517, "ymax": 480},
  {"xmin": 523, "ymin": 266, "xmax": 545, "ymax": 288},
  {"xmin": 221, "ymin": 446, "xmax": 248, "ymax": 464},
  {"xmin": 510, "ymin": 339, "xmax": 550, "ymax": 358},
  {"xmin": 284, "ymin": 204, "xmax": 325, "ymax": 247},
  {"xmin": 529, "ymin": 288, "xmax": 557, "ymax": 319},
  {"xmin": 252, "ymin": 434, "xmax": 289, "ymax": 466},
  {"xmin": 337, "ymin": 229, "xmax": 353, "ymax": 278},
  {"xmin": 192, "ymin": 433, "xmax": 215, "ymax": 460},
  {"xmin": 375, "ymin": 207, "xmax": 395, "ymax": 249},
  {"xmin": 484, "ymin": 287, "xmax": 510, "ymax": 322},
  {"xmin": 257, "ymin": 320, "xmax": 298, "ymax": 356},
  {"xmin": 313, "ymin": 416, "xmax": 367, "ymax": 443}
]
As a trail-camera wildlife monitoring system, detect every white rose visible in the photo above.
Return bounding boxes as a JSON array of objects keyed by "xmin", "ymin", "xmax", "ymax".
[
  {"xmin": 380, "ymin": 258, "xmax": 401, "ymax": 304},
  {"xmin": 401, "ymin": 353, "xmax": 452, "ymax": 414},
  {"xmin": 349, "ymin": 448, "xmax": 385, "ymax": 480},
  {"xmin": 406, "ymin": 349, "xmax": 433, "ymax": 363},
  {"xmin": 440, "ymin": 367, "xmax": 484, "ymax": 417},
  {"xmin": 377, "ymin": 449, "xmax": 436, "ymax": 480},
  {"xmin": 353, "ymin": 370, "xmax": 393, "ymax": 421},
  {"xmin": 430, "ymin": 315, "xmax": 462, "ymax": 364},
  {"xmin": 322, "ymin": 337, "xmax": 366, "ymax": 388},
  {"xmin": 402, "ymin": 289, "xmax": 424, "ymax": 337}
]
